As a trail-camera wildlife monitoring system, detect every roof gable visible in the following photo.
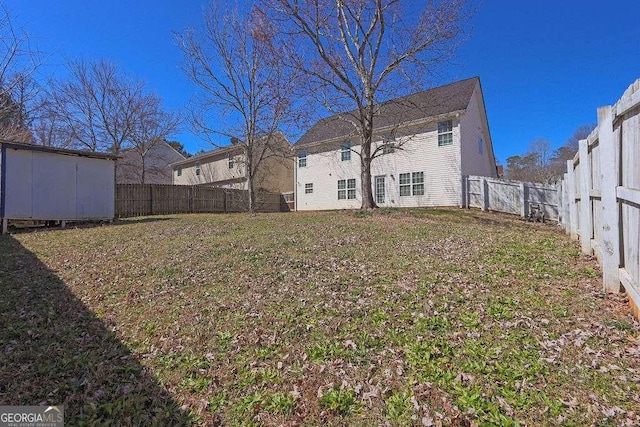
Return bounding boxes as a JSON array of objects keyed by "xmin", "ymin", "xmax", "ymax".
[{"xmin": 296, "ymin": 77, "xmax": 479, "ymax": 147}]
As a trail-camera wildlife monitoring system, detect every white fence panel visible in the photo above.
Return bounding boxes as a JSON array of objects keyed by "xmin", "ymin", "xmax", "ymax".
[
  {"xmin": 557, "ymin": 78, "xmax": 640, "ymax": 319},
  {"xmin": 464, "ymin": 176, "xmax": 558, "ymax": 220}
]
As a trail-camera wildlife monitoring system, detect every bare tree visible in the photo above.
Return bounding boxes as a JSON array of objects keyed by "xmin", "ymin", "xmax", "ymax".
[
  {"xmin": 48, "ymin": 60, "xmax": 144, "ymax": 153},
  {"xmin": 0, "ymin": 6, "xmax": 42, "ymax": 143},
  {"xmin": 260, "ymin": 0, "xmax": 472, "ymax": 208},
  {"xmin": 125, "ymin": 93, "xmax": 181, "ymax": 184},
  {"xmin": 176, "ymin": 3, "xmax": 293, "ymax": 212}
]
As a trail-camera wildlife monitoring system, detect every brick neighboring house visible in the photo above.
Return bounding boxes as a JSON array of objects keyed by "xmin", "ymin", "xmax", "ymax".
[
  {"xmin": 293, "ymin": 76, "xmax": 497, "ymax": 210},
  {"xmin": 171, "ymin": 132, "xmax": 294, "ymax": 194},
  {"xmin": 116, "ymin": 141, "xmax": 186, "ymax": 184}
]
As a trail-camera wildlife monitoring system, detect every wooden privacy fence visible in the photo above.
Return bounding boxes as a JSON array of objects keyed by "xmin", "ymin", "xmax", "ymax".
[
  {"xmin": 464, "ymin": 175, "xmax": 560, "ymax": 221},
  {"xmin": 558, "ymin": 78, "xmax": 640, "ymax": 316},
  {"xmin": 115, "ymin": 184, "xmax": 283, "ymax": 217}
]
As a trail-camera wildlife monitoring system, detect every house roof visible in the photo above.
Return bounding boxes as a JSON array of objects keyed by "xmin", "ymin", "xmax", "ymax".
[
  {"xmin": 0, "ymin": 140, "xmax": 119, "ymax": 160},
  {"xmin": 170, "ymin": 132, "xmax": 291, "ymax": 168},
  {"xmin": 171, "ymin": 144, "xmax": 244, "ymax": 168},
  {"xmin": 295, "ymin": 76, "xmax": 479, "ymax": 147}
]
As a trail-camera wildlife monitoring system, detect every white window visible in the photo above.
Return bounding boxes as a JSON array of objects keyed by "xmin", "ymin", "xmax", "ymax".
[
  {"xmin": 176, "ymin": 167, "xmax": 182, "ymax": 177},
  {"xmin": 383, "ymin": 141, "xmax": 395, "ymax": 154},
  {"xmin": 399, "ymin": 172, "xmax": 424, "ymax": 196},
  {"xmin": 305, "ymin": 183, "xmax": 313, "ymax": 194},
  {"xmin": 338, "ymin": 179, "xmax": 356, "ymax": 200},
  {"xmin": 195, "ymin": 162, "xmax": 201, "ymax": 176},
  {"xmin": 382, "ymin": 135, "xmax": 396, "ymax": 154},
  {"xmin": 438, "ymin": 120, "xmax": 453, "ymax": 146},
  {"xmin": 478, "ymin": 136, "xmax": 484, "ymax": 155},
  {"xmin": 412, "ymin": 172, "xmax": 425, "ymax": 195},
  {"xmin": 228, "ymin": 155, "xmax": 234, "ymax": 169},
  {"xmin": 298, "ymin": 150, "xmax": 307, "ymax": 168},
  {"xmin": 341, "ymin": 142, "xmax": 351, "ymax": 161}
]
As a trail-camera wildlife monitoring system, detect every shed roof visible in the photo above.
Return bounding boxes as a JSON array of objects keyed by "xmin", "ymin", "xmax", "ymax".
[
  {"xmin": 0, "ymin": 141, "xmax": 118, "ymax": 160},
  {"xmin": 296, "ymin": 76, "xmax": 479, "ymax": 147}
]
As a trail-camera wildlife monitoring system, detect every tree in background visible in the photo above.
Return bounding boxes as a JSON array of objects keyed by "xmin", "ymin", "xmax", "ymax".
[
  {"xmin": 166, "ymin": 140, "xmax": 191, "ymax": 158},
  {"xmin": 176, "ymin": 3, "xmax": 294, "ymax": 212},
  {"xmin": 126, "ymin": 93, "xmax": 181, "ymax": 184},
  {"xmin": 260, "ymin": 0, "xmax": 473, "ymax": 209},
  {"xmin": 47, "ymin": 60, "xmax": 144, "ymax": 153},
  {"xmin": 548, "ymin": 123, "xmax": 595, "ymax": 178},
  {"xmin": 0, "ymin": 6, "xmax": 42, "ymax": 143},
  {"xmin": 505, "ymin": 124, "xmax": 596, "ymax": 183}
]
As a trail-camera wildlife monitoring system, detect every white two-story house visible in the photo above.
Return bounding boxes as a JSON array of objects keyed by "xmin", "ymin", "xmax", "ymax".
[{"xmin": 294, "ymin": 77, "xmax": 497, "ymax": 210}]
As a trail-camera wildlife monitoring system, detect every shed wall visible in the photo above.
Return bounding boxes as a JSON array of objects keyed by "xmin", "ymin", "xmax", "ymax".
[{"xmin": 1, "ymin": 145, "xmax": 115, "ymax": 221}]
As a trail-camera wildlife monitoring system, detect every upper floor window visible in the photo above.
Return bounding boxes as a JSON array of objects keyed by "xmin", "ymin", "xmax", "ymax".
[
  {"xmin": 176, "ymin": 167, "xmax": 182, "ymax": 177},
  {"xmin": 298, "ymin": 150, "xmax": 307, "ymax": 168},
  {"xmin": 228, "ymin": 155, "xmax": 235, "ymax": 169},
  {"xmin": 383, "ymin": 141, "xmax": 396, "ymax": 154},
  {"xmin": 195, "ymin": 162, "xmax": 201, "ymax": 176},
  {"xmin": 341, "ymin": 142, "xmax": 351, "ymax": 161},
  {"xmin": 305, "ymin": 183, "xmax": 313, "ymax": 194},
  {"xmin": 438, "ymin": 120, "xmax": 453, "ymax": 146}
]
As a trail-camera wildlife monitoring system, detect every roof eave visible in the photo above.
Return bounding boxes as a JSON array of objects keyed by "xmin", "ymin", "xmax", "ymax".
[{"xmin": 295, "ymin": 109, "xmax": 466, "ymax": 150}]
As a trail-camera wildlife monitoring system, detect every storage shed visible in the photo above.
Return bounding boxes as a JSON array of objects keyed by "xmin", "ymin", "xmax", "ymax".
[{"xmin": 0, "ymin": 141, "xmax": 117, "ymax": 233}]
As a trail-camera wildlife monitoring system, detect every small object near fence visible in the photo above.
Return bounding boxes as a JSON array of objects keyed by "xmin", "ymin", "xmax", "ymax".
[{"xmin": 527, "ymin": 204, "xmax": 545, "ymax": 223}]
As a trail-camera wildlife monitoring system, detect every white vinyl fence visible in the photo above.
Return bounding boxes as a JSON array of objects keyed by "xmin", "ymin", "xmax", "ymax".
[
  {"xmin": 464, "ymin": 176, "xmax": 560, "ymax": 221},
  {"xmin": 558, "ymin": 78, "xmax": 640, "ymax": 316}
]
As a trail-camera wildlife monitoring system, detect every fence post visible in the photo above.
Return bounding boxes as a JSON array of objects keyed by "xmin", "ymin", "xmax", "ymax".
[
  {"xmin": 556, "ymin": 181, "xmax": 563, "ymax": 225},
  {"xmin": 597, "ymin": 105, "xmax": 622, "ymax": 292},
  {"xmin": 567, "ymin": 160, "xmax": 578, "ymax": 240},
  {"xmin": 519, "ymin": 182, "xmax": 526, "ymax": 218},
  {"xmin": 562, "ymin": 175, "xmax": 569, "ymax": 232},
  {"xmin": 578, "ymin": 139, "xmax": 592, "ymax": 254},
  {"xmin": 481, "ymin": 177, "xmax": 488, "ymax": 211},
  {"xmin": 461, "ymin": 176, "xmax": 467, "ymax": 208}
]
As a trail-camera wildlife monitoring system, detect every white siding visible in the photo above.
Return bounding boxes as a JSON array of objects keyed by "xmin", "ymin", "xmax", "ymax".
[
  {"xmin": 173, "ymin": 153, "xmax": 245, "ymax": 187},
  {"xmin": 459, "ymin": 85, "xmax": 497, "ymax": 178},
  {"xmin": 296, "ymin": 120, "xmax": 462, "ymax": 210}
]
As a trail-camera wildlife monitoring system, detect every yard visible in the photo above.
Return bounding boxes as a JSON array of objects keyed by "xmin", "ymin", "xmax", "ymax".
[{"xmin": 1, "ymin": 209, "xmax": 639, "ymax": 426}]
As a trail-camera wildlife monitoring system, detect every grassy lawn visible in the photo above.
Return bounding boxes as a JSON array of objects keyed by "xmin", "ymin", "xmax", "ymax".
[{"xmin": 1, "ymin": 209, "xmax": 639, "ymax": 426}]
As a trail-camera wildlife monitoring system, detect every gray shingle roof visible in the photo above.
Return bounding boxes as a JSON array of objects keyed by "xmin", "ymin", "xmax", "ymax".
[{"xmin": 296, "ymin": 77, "xmax": 479, "ymax": 147}]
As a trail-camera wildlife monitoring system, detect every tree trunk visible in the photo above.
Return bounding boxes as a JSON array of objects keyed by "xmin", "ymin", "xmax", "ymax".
[{"xmin": 360, "ymin": 126, "xmax": 377, "ymax": 209}]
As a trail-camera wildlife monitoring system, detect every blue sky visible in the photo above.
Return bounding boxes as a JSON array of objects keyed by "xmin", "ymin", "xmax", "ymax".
[{"xmin": 7, "ymin": 0, "xmax": 640, "ymax": 164}]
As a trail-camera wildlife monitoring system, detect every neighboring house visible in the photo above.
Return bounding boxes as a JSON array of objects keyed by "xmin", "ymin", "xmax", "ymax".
[
  {"xmin": 1, "ymin": 141, "xmax": 116, "ymax": 233},
  {"xmin": 171, "ymin": 132, "xmax": 294, "ymax": 194},
  {"xmin": 117, "ymin": 140, "xmax": 186, "ymax": 184},
  {"xmin": 294, "ymin": 76, "xmax": 497, "ymax": 211}
]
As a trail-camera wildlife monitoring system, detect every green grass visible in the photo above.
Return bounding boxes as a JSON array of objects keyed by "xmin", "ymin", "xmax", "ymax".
[{"xmin": 1, "ymin": 208, "xmax": 639, "ymax": 426}]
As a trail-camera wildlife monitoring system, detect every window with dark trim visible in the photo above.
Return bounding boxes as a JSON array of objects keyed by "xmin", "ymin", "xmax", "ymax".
[
  {"xmin": 195, "ymin": 162, "xmax": 201, "ymax": 176},
  {"xmin": 305, "ymin": 183, "xmax": 313, "ymax": 194}
]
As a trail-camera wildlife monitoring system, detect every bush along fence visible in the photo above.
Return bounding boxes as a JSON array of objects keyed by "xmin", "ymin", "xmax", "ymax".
[
  {"xmin": 463, "ymin": 175, "xmax": 560, "ymax": 221},
  {"xmin": 115, "ymin": 184, "xmax": 286, "ymax": 218},
  {"xmin": 558, "ymin": 78, "xmax": 640, "ymax": 317}
]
